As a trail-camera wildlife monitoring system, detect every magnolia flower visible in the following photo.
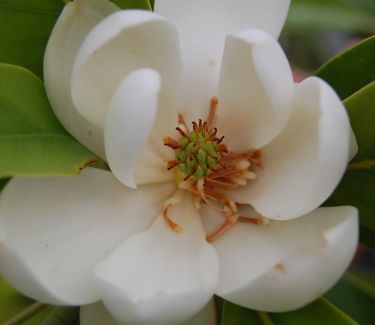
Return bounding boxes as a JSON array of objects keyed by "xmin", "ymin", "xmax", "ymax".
[{"xmin": 0, "ymin": 0, "xmax": 359, "ymax": 324}]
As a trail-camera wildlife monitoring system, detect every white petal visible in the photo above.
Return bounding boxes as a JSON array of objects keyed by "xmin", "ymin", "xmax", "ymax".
[
  {"xmin": 154, "ymin": 0, "xmax": 291, "ymax": 122},
  {"xmin": 0, "ymin": 168, "xmax": 173, "ymax": 305},
  {"xmin": 94, "ymin": 192, "xmax": 219, "ymax": 325},
  {"xmin": 232, "ymin": 77, "xmax": 352, "ymax": 220},
  {"xmin": 214, "ymin": 206, "xmax": 358, "ymax": 311},
  {"xmin": 217, "ymin": 30, "xmax": 294, "ymax": 150},
  {"xmin": 80, "ymin": 299, "xmax": 216, "ymax": 325},
  {"xmin": 105, "ymin": 69, "xmax": 174, "ymax": 189},
  {"xmin": 44, "ymin": 0, "xmax": 119, "ymax": 158},
  {"xmin": 71, "ymin": 10, "xmax": 182, "ymax": 129}
]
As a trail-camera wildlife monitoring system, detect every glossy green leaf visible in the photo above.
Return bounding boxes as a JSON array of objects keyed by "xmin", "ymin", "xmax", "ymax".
[
  {"xmin": 325, "ymin": 272, "xmax": 375, "ymax": 324},
  {"xmin": 316, "ymin": 36, "xmax": 375, "ymax": 99},
  {"xmin": 0, "ymin": 0, "xmax": 63, "ymax": 79},
  {"xmin": 0, "ymin": 1, "xmax": 150, "ymax": 79},
  {"xmin": 221, "ymin": 298, "xmax": 357, "ymax": 325},
  {"xmin": 41, "ymin": 307, "xmax": 79, "ymax": 325},
  {"xmin": 324, "ymin": 82, "xmax": 375, "ymax": 248},
  {"xmin": 112, "ymin": 0, "xmax": 151, "ymax": 10},
  {"xmin": 0, "ymin": 63, "xmax": 100, "ymax": 178}
]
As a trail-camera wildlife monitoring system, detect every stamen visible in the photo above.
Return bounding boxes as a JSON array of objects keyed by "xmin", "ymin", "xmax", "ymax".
[
  {"xmin": 164, "ymin": 137, "xmax": 179, "ymax": 149},
  {"xmin": 163, "ymin": 97, "xmax": 263, "ymax": 240},
  {"xmin": 166, "ymin": 160, "xmax": 182, "ymax": 170},
  {"xmin": 176, "ymin": 126, "xmax": 188, "ymax": 138},
  {"xmin": 178, "ymin": 113, "xmax": 190, "ymax": 133},
  {"xmin": 206, "ymin": 212, "xmax": 239, "ymax": 243},
  {"xmin": 163, "ymin": 198, "xmax": 182, "ymax": 232},
  {"xmin": 206, "ymin": 96, "xmax": 218, "ymax": 129},
  {"xmin": 238, "ymin": 216, "xmax": 263, "ymax": 225}
]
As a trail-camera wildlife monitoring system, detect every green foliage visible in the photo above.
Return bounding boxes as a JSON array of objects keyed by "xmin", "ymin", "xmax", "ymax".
[
  {"xmin": 316, "ymin": 36, "xmax": 375, "ymax": 99},
  {"xmin": 0, "ymin": 0, "xmax": 64, "ymax": 79},
  {"xmin": 326, "ymin": 272, "xmax": 375, "ymax": 324},
  {"xmin": 324, "ymin": 82, "xmax": 375, "ymax": 249},
  {"xmin": 0, "ymin": 0, "xmax": 150, "ymax": 80},
  {"xmin": 0, "ymin": 63, "xmax": 100, "ymax": 178},
  {"xmin": 221, "ymin": 298, "xmax": 357, "ymax": 325}
]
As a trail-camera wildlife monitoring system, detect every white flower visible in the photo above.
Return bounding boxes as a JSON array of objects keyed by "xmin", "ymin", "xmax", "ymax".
[{"xmin": 0, "ymin": 0, "xmax": 359, "ymax": 324}]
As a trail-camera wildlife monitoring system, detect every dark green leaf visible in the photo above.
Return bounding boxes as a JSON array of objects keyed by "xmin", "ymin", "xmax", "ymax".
[
  {"xmin": 360, "ymin": 226, "xmax": 375, "ymax": 250},
  {"xmin": 316, "ymin": 36, "xmax": 375, "ymax": 99},
  {"xmin": 345, "ymin": 82, "xmax": 375, "ymax": 163},
  {"xmin": 0, "ymin": 1, "xmax": 151, "ymax": 79},
  {"xmin": 111, "ymin": 0, "xmax": 151, "ymax": 10},
  {"xmin": 324, "ymin": 82, "xmax": 375, "ymax": 248},
  {"xmin": 0, "ymin": 0, "xmax": 64, "ymax": 79},
  {"xmin": 0, "ymin": 63, "xmax": 100, "ymax": 177},
  {"xmin": 41, "ymin": 307, "xmax": 79, "ymax": 325},
  {"xmin": 221, "ymin": 301, "xmax": 265, "ymax": 325},
  {"xmin": 0, "ymin": 178, "xmax": 10, "ymax": 191},
  {"xmin": 325, "ymin": 272, "xmax": 375, "ymax": 324},
  {"xmin": 221, "ymin": 298, "xmax": 356, "ymax": 325}
]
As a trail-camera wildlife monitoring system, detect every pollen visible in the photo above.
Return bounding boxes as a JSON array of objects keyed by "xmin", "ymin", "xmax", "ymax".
[{"xmin": 163, "ymin": 97, "xmax": 263, "ymax": 241}]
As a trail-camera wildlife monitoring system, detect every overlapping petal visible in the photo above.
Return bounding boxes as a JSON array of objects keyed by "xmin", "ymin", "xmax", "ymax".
[
  {"xmin": 0, "ymin": 168, "xmax": 174, "ymax": 305},
  {"xmin": 105, "ymin": 69, "xmax": 173, "ymax": 188},
  {"xmin": 94, "ymin": 192, "xmax": 219, "ymax": 325},
  {"xmin": 231, "ymin": 77, "xmax": 352, "ymax": 220},
  {"xmin": 217, "ymin": 29, "xmax": 294, "ymax": 150},
  {"xmin": 44, "ymin": 0, "xmax": 119, "ymax": 158},
  {"xmin": 213, "ymin": 206, "xmax": 358, "ymax": 311},
  {"xmin": 154, "ymin": 0, "xmax": 291, "ymax": 121},
  {"xmin": 71, "ymin": 10, "xmax": 183, "ymax": 129}
]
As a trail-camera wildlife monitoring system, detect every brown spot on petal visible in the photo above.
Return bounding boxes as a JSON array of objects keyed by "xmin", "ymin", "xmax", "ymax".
[
  {"xmin": 208, "ymin": 59, "xmax": 215, "ymax": 67},
  {"xmin": 274, "ymin": 263, "xmax": 287, "ymax": 273},
  {"xmin": 87, "ymin": 130, "xmax": 93, "ymax": 137}
]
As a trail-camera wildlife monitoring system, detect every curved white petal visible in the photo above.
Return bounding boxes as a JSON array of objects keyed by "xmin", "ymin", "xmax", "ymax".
[
  {"xmin": 217, "ymin": 29, "xmax": 294, "ymax": 150},
  {"xmin": 94, "ymin": 192, "xmax": 219, "ymax": 325},
  {"xmin": 0, "ymin": 168, "xmax": 173, "ymax": 305},
  {"xmin": 154, "ymin": 0, "xmax": 291, "ymax": 122},
  {"xmin": 80, "ymin": 299, "xmax": 216, "ymax": 325},
  {"xmin": 214, "ymin": 206, "xmax": 358, "ymax": 312},
  {"xmin": 71, "ymin": 10, "xmax": 182, "ymax": 130},
  {"xmin": 232, "ymin": 77, "xmax": 352, "ymax": 220},
  {"xmin": 105, "ymin": 69, "xmax": 174, "ymax": 188},
  {"xmin": 44, "ymin": 0, "xmax": 119, "ymax": 158}
]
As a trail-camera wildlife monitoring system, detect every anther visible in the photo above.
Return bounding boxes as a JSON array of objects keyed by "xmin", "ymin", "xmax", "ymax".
[
  {"xmin": 176, "ymin": 126, "xmax": 188, "ymax": 138},
  {"xmin": 164, "ymin": 137, "xmax": 179, "ymax": 149}
]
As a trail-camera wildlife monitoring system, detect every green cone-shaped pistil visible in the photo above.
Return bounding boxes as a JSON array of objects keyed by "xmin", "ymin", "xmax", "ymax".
[{"xmin": 176, "ymin": 130, "xmax": 220, "ymax": 180}]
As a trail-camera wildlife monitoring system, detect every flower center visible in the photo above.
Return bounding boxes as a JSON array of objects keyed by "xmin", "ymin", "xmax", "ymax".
[{"xmin": 163, "ymin": 97, "xmax": 264, "ymax": 242}]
